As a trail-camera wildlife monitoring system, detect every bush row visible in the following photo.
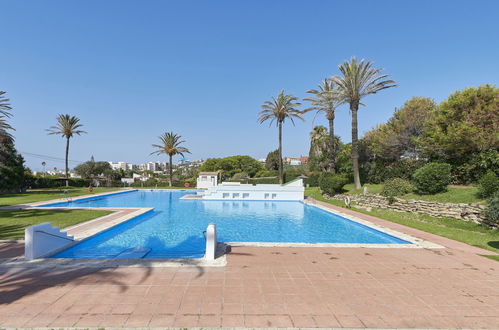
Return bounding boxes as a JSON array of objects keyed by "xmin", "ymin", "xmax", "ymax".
[{"xmin": 25, "ymin": 177, "xmax": 92, "ymax": 188}]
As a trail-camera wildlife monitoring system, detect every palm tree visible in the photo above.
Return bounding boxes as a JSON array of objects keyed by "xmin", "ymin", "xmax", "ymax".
[
  {"xmin": 309, "ymin": 125, "xmax": 329, "ymax": 172},
  {"xmin": 0, "ymin": 91, "xmax": 14, "ymax": 143},
  {"xmin": 47, "ymin": 114, "xmax": 86, "ymax": 186},
  {"xmin": 41, "ymin": 161, "xmax": 46, "ymax": 176},
  {"xmin": 304, "ymin": 79, "xmax": 343, "ymax": 172},
  {"xmin": 310, "ymin": 125, "xmax": 328, "ymax": 157},
  {"xmin": 151, "ymin": 132, "xmax": 190, "ymax": 187},
  {"xmin": 258, "ymin": 90, "xmax": 304, "ymax": 184},
  {"xmin": 331, "ymin": 58, "xmax": 396, "ymax": 189}
]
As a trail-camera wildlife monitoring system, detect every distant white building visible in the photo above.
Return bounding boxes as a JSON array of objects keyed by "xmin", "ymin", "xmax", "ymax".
[
  {"xmin": 133, "ymin": 173, "xmax": 149, "ymax": 182},
  {"xmin": 197, "ymin": 172, "xmax": 219, "ymax": 189},
  {"xmin": 109, "ymin": 161, "xmax": 133, "ymax": 171}
]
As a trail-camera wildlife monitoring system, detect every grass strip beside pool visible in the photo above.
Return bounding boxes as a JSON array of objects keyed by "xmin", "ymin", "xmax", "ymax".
[
  {"xmin": 0, "ymin": 209, "xmax": 113, "ymax": 240},
  {"xmin": 0, "ymin": 187, "xmax": 121, "ymax": 207},
  {"xmin": 305, "ymin": 187, "xmax": 499, "ymax": 257},
  {"xmin": 343, "ymin": 183, "xmax": 483, "ymax": 204}
]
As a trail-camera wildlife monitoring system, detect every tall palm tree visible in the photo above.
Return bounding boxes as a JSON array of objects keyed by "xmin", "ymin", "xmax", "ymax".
[
  {"xmin": 304, "ymin": 79, "xmax": 343, "ymax": 172},
  {"xmin": 0, "ymin": 91, "xmax": 14, "ymax": 143},
  {"xmin": 258, "ymin": 90, "xmax": 304, "ymax": 184},
  {"xmin": 47, "ymin": 114, "xmax": 86, "ymax": 186},
  {"xmin": 331, "ymin": 58, "xmax": 396, "ymax": 189},
  {"xmin": 151, "ymin": 132, "xmax": 190, "ymax": 187}
]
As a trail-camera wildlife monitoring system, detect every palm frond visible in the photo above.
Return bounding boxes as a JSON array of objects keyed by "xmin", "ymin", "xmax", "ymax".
[
  {"xmin": 151, "ymin": 132, "xmax": 191, "ymax": 157},
  {"xmin": 257, "ymin": 90, "xmax": 304, "ymax": 126},
  {"xmin": 331, "ymin": 57, "xmax": 396, "ymax": 105},
  {"xmin": 47, "ymin": 114, "xmax": 87, "ymax": 138}
]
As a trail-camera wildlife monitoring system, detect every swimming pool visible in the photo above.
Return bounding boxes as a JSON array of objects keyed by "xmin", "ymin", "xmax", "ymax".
[{"xmin": 46, "ymin": 190, "xmax": 409, "ymax": 259}]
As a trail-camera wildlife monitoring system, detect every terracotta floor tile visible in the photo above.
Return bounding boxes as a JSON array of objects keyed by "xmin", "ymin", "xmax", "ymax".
[
  {"xmin": 198, "ymin": 314, "xmax": 222, "ymax": 327},
  {"xmin": 100, "ymin": 314, "xmax": 129, "ymax": 327},
  {"xmin": 111, "ymin": 303, "xmax": 137, "ymax": 315},
  {"xmin": 24, "ymin": 313, "xmax": 59, "ymax": 327},
  {"xmin": 313, "ymin": 314, "xmax": 341, "ymax": 327},
  {"xmin": 173, "ymin": 314, "xmax": 199, "ymax": 327},
  {"xmin": 49, "ymin": 314, "xmax": 81, "ymax": 327},
  {"xmin": 244, "ymin": 314, "xmax": 272, "ymax": 328},
  {"xmin": 125, "ymin": 313, "xmax": 152, "ymax": 327},
  {"xmin": 74, "ymin": 314, "xmax": 104, "ymax": 327},
  {"xmin": 335, "ymin": 314, "xmax": 365, "ymax": 327},
  {"xmin": 149, "ymin": 314, "xmax": 175, "ymax": 327},
  {"xmin": 1, "ymin": 314, "xmax": 34, "ymax": 327},
  {"xmin": 291, "ymin": 314, "xmax": 317, "ymax": 327},
  {"xmin": 222, "ymin": 314, "xmax": 244, "ymax": 327},
  {"xmin": 222, "ymin": 302, "xmax": 244, "ymax": 314}
]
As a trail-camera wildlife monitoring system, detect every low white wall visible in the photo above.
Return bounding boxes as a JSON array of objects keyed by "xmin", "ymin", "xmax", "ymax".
[
  {"xmin": 25, "ymin": 222, "xmax": 74, "ymax": 260},
  {"xmin": 201, "ymin": 180, "xmax": 304, "ymax": 201}
]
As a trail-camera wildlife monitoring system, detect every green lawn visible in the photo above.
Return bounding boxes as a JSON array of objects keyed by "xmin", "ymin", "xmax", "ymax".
[
  {"xmin": 0, "ymin": 187, "xmax": 121, "ymax": 207},
  {"xmin": 0, "ymin": 209, "xmax": 113, "ymax": 240},
  {"xmin": 343, "ymin": 183, "xmax": 483, "ymax": 204},
  {"xmin": 305, "ymin": 187, "xmax": 499, "ymax": 257}
]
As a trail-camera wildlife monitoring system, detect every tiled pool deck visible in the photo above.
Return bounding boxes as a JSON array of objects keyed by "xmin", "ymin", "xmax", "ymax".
[{"xmin": 0, "ymin": 197, "xmax": 498, "ymax": 328}]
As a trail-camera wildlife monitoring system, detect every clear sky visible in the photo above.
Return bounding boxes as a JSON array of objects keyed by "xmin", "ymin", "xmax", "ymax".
[{"xmin": 2, "ymin": 0, "xmax": 498, "ymax": 171}]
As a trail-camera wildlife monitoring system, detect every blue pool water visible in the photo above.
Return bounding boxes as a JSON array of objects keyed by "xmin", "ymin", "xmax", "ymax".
[{"xmin": 47, "ymin": 190, "xmax": 409, "ymax": 259}]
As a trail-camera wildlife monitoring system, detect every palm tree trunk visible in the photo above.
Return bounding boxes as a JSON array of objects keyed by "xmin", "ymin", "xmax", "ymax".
[
  {"xmin": 65, "ymin": 137, "xmax": 70, "ymax": 187},
  {"xmin": 169, "ymin": 154, "xmax": 173, "ymax": 187},
  {"xmin": 351, "ymin": 102, "xmax": 361, "ymax": 189},
  {"xmin": 328, "ymin": 113, "xmax": 336, "ymax": 173},
  {"xmin": 278, "ymin": 121, "xmax": 283, "ymax": 184}
]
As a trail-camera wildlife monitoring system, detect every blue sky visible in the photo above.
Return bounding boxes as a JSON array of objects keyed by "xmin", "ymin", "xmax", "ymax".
[{"xmin": 2, "ymin": 0, "xmax": 498, "ymax": 171}]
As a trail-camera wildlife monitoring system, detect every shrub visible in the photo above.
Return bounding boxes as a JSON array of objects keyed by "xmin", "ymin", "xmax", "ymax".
[
  {"xmin": 412, "ymin": 162, "xmax": 451, "ymax": 195},
  {"xmin": 483, "ymin": 193, "xmax": 499, "ymax": 227},
  {"xmin": 319, "ymin": 173, "xmax": 349, "ymax": 196},
  {"xmin": 247, "ymin": 177, "xmax": 279, "ymax": 184},
  {"xmin": 381, "ymin": 178, "xmax": 414, "ymax": 197},
  {"xmin": 255, "ymin": 169, "xmax": 276, "ymax": 178},
  {"xmin": 26, "ymin": 177, "xmax": 92, "ymax": 188},
  {"xmin": 478, "ymin": 170, "xmax": 499, "ymax": 199},
  {"xmin": 231, "ymin": 172, "xmax": 249, "ymax": 181},
  {"xmin": 305, "ymin": 173, "xmax": 321, "ymax": 187}
]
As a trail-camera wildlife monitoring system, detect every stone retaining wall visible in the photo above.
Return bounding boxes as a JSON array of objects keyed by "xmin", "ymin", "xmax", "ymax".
[{"xmin": 326, "ymin": 193, "xmax": 497, "ymax": 229}]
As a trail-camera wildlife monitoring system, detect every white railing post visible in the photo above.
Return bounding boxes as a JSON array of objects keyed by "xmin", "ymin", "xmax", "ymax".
[{"xmin": 205, "ymin": 223, "xmax": 217, "ymax": 260}]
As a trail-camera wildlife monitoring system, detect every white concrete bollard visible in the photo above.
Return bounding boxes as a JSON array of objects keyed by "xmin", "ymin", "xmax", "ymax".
[{"xmin": 205, "ymin": 223, "xmax": 217, "ymax": 260}]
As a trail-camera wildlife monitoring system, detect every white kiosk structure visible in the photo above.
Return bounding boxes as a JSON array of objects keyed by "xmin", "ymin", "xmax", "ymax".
[
  {"xmin": 197, "ymin": 172, "xmax": 219, "ymax": 189},
  {"xmin": 198, "ymin": 178, "xmax": 304, "ymax": 201}
]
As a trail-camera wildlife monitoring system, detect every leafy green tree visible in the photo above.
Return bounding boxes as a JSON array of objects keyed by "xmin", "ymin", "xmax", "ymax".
[
  {"xmin": 418, "ymin": 85, "xmax": 499, "ymax": 160},
  {"xmin": 151, "ymin": 132, "xmax": 190, "ymax": 186},
  {"xmin": 0, "ymin": 92, "xmax": 25, "ymax": 192},
  {"xmin": 0, "ymin": 142, "xmax": 25, "ymax": 192},
  {"xmin": 199, "ymin": 155, "xmax": 264, "ymax": 180},
  {"xmin": 304, "ymin": 80, "xmax": 343, "ymax": 171},
  {"xmin": 258, "ymin": 90, "xmax": 304, "ymax": 184},
  {"xmin": 265, "ymin": 149, "xmax": 280, "ymax": 171},
  {"xmin": 47, "ymin": 114, "xmax": 87, "ymax": 186},
  {"xmin": 331, "ymin": 58, "xmax": 396, "ymax": 189},
  {"xmin": 74, "ymin": 159, "xmax": 112, "ymax": 179},
  {"xmin": 364, "ymin": 97, "xmax": 436, "ymax": 161}
]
